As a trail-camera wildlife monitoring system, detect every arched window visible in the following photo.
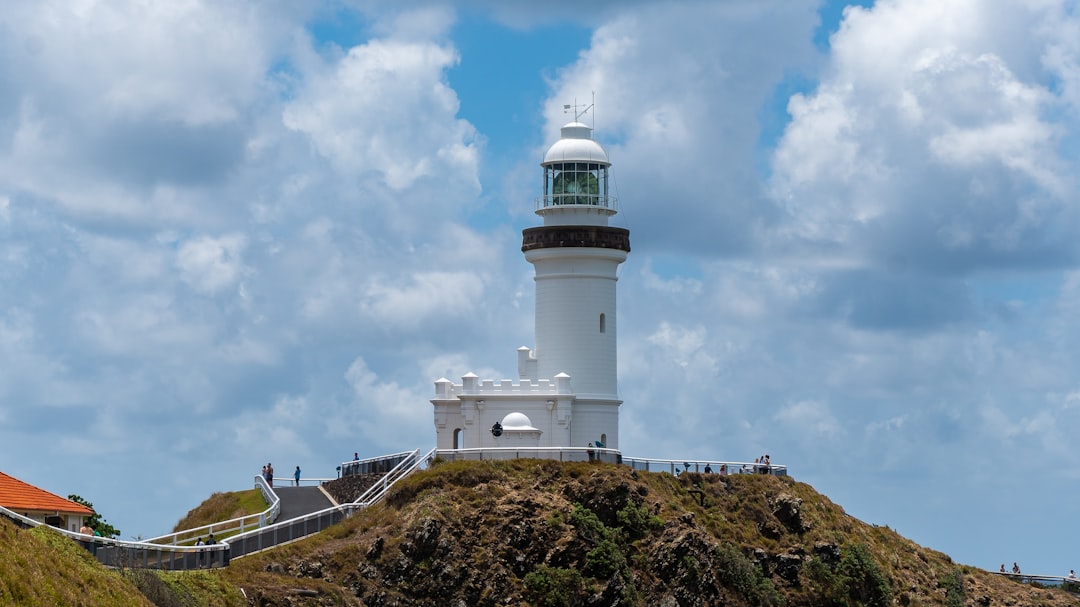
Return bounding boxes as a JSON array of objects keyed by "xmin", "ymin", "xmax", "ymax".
[
  {"xmin": 599, "ymin": 313, "xmax": 606, "ymax": 333},
  {"xmin": 453, "ymin": 428, "xmax": 463, "ymax": 449}
]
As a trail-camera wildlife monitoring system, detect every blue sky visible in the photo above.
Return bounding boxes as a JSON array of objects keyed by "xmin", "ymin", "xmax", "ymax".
[{"xmin": 1, "ymin": 0, "xmax": 1079, "ymax": 578}]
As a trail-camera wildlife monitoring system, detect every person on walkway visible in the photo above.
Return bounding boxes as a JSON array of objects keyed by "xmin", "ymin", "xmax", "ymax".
[
  {"xmin": 266, "ymin": 463, "xmax": 274, "ymax": 487},
  {"xmin": 79, "ymin": 522, "xmax": 95, "ymax": 553},
  {"xmin": 704, "ymin": 463, "xmax": 713, "ymax": 474},
  {"xmin": 1069, "ymin": 569, "xmax": 1076, "ymax": 579},
  {"xmin": 719, "ymin": 464, "xmax": 728, "ymax": 475},
  {"xmin": 294, "ymin": 465, "xmax": 301, "ymax": 486},
  {"xmin": 587, "ymin": 443, "xmax": 595, "ymax": 462},
  {"xmin": 999, "ymin": 564, "xmax": 1005, "ymax": 573},
  {"xmin": 1012, "ymin": 562, "xmax": 1021, "ymax": 574}
]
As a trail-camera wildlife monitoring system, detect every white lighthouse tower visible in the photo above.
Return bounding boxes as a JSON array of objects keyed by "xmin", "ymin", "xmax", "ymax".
[{"xmin": 431, "ymin": 109, "xmax": 630, "ymax": 452}]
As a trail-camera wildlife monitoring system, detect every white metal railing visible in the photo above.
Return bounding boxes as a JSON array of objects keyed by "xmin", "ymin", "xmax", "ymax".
[
  {"xmin": 992, "ymin": 571, "xmax": 1079, "ymax": 588},
  {"xmin": 619, "ymin": 456, "xmax": 788, "ymax": 477},
  {"xmin": 436, "ymin": 446, "xmax": 616, "ymax": 464},
  {"xmin": 145, "ymin": 475, "xmax": 280, "ymax": 545},
  {"xmin": 535, "ymin": 194, "xmax": 618, "ymax": 212},
  {"xmin": 227, "ymin": 449, "xmax": 428, "ymax": 560},
  {"xmin": 339, "ymin": 450, "xmax": 416, "ymax": 478},
  {"xmin": 0, "ymin": 504, "xmax": 229, "ymax": 569},
  {"xmin": 350, "ymin": 449, "xmax": 432, "ymax": 506},
  {"xmin": 429, "ymin": 448, "xmax": 789, "ymax": 477},
  {"xmin": 271, "ymin": 477, "xmax": 335, "ymax": 487}
]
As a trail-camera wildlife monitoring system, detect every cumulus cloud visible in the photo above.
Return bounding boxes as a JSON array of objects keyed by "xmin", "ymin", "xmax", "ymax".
[
  {"xmin": 770, "ymin": 0, "xmax": 1080, "ymax": 273},
  {"xmin": 283, "ymin": 38, "xmax": 480, "ymax": 194},
  {"xmin": 774, "ymin": 399, "xmax": 844, "ymax": 438},
  {"xmin": 176, "ymin": 234, "xmax": 249, "ymax": 295}
]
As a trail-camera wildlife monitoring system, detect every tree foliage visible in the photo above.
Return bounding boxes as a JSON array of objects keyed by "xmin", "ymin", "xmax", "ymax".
[{"xmin": 68, "ymin": 494, "xmax": 122, "ymax": 538}]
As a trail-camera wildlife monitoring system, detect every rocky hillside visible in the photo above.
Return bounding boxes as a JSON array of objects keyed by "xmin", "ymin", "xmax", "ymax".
[
  {"xmin": 218, "ymin": 459, "xmax": 1079, "ymax": 607},
  {"xmin": 3, "ymin": 460, "xmax": 1076, "ymax": 606}
]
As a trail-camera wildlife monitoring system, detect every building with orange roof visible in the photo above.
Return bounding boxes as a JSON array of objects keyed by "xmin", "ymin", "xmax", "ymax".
[{"xmin": 0, "ymin": 471, "xmax": 93, "ymax": 532}]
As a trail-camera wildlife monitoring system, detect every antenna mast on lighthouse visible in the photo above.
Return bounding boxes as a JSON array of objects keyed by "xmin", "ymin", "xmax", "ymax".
[{"xmin": 562, "ymin": 92, "xmax": 596, "ymax": 128}]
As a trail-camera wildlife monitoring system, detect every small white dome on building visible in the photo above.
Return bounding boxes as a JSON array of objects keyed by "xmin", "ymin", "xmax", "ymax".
[
  {"xmin": 543, "ymin": 122, "xmax": 609, "ymax": 165},
  {"xmin": 501, "ymin": 412, "xmax": 538, "ymax": 430}
]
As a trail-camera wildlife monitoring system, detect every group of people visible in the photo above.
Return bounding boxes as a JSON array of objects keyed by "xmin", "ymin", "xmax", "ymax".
[
  {"xmin": 193, "ymin": 534, "xmax": 217, "ymax": 567},
  {"xmin": 686, "ymin": 455, "xmax": 773, "ymax": 475},
  {"xmin": 261, "ymin": 462, "xmax": 303, "ymax": 486},
  {"xmin": 998, "ymin": 563, "xmax": 1078, "ymax": 580},
  {"xmin": 753, "ymin": 454, "xmax": 772, "ymax": 474}
]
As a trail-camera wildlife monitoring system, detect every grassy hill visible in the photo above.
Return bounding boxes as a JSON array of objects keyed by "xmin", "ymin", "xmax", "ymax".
[
  {"xmin": 171, "ymin": 488, "xmax": 268, "ymax": 533},
  {"xmin": 0, "ymin": 516, "xmax": 153, "ymax": 607},
  {"xmin": 3, "ymin": 461, "xmax": 1078, "ymax": 607}
]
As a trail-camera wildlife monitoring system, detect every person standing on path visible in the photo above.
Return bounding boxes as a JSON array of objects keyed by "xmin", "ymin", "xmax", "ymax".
[
  {"xmin": 294, "ymin": 466, "xmax": 301, "ymax": 486},
  {"xmin": 266, "ymin": 463, "xmax": 274, "ymax": 487}
]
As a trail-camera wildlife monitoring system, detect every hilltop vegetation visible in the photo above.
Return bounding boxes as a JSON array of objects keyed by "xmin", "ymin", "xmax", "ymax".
[
  {"xmin": 3, "ymin": 461, "xmax": 1078, "ymax": 606},
  {"xmin": 172, "ymin": 489, "xmax": 268, "ymax": 533},
  {"xmin": 221, "ymin": 460, "xmax": 1078, "ymax": 606}
]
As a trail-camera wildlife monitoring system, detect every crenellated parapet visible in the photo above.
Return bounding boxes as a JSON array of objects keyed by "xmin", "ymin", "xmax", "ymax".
[{"xmin": 434, "ymin": 372, "xmax": 573, "ymax": 399}]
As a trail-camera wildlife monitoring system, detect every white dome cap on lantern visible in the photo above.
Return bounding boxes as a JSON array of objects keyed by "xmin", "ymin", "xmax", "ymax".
[
  {"xmin": 501, "ymin": 412, "xmax": 539, "ymax": 431},
  {"xmin": 543, "ymin": 122, "xmax": 609, "ymax": 165}
]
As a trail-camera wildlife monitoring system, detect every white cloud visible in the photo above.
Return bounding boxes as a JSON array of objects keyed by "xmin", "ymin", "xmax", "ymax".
[
  {"xmin": 176, "ymin": 234, "xmax": 249, "ymax": 295},
  {"xmin": 282, "ymin": 38, "xmax": 480, "ymax": 194},
  {"xmin": 774, "ymin": 399, "xmax": 844, "ymax": 438},
  {"xmin": 770, "ymin": 0, "xmax": 1080, "ymax": 271}
]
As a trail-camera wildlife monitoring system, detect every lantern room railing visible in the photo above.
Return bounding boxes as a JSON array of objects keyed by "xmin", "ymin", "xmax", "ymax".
[{"xmin": 535, "ymin": 194, "xmax": 618, "ymax": 212}]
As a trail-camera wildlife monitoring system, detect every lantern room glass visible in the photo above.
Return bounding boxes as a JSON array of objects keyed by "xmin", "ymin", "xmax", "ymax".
[{"xmin": 544, "ymin": 162, "xmax": 608, "ymax": 206}]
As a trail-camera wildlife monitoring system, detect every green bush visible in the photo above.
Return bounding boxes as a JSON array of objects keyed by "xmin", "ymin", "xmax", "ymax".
[
  {"xmin": 940, "ymin": 569, "xmax": 965, "ymax": 607},
  {"xmin": 714, "ymin": 544, "xmax": 785, "ymax": 607},
  {"xmin": 584, "ymin": 538, "xmax": 626, "ymax": 579},
  {"xmin": 569, "ymin": 504, "xmax": 608, "ymax": 543},
  {"xmin": 805, "ymin": 543, "xmax": 892, "ymax": 607},
  {"xmin": 523, "ymin": 566, "xmax": 584, "ymax": 607},
  {"xmin": 616, "ymin": 500, "xmax": 662, "ymax": 539}
]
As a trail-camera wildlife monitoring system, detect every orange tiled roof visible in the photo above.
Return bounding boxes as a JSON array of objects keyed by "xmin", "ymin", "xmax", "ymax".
[{"xmin": 0, "ymin": 471, "xmax": 94, "ymax": 515}]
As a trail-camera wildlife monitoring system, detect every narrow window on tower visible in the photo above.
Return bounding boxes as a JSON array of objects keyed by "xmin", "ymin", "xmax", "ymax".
[{"xmin": 599, "ymin": 313, "xmax": 606, "ymax": 333}]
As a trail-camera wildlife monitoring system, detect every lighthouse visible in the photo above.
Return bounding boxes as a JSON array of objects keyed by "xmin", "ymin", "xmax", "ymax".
[{"xmin": 431, "ymin": 111, "xmax": 630, "ymax": 452}]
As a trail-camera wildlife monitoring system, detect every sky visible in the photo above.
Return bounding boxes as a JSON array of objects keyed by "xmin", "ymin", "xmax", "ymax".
[{"xmin": 0, "ymin": 0, "xmax": 1078, "ymax": 576}]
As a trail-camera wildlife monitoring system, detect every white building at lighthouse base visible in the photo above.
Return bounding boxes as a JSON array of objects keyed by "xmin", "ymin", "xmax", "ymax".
[{"xmin": 431, "ymin": 349, "xmax": 618, "ymax": 451}]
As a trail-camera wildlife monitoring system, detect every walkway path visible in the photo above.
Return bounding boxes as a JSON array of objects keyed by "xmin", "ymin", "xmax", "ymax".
[{"xmin": 273, "ymin": 486, "xmax": 333, "ymax": 521}]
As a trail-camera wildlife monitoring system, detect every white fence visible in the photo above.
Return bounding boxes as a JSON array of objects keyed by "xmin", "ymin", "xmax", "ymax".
[
  {"xmin": 0, "ymin": 503, "xmax": 229, "ymax": 569},
  {"xmin": 144, "ymin": 474, "xmax": 280, "ymax": 546}
]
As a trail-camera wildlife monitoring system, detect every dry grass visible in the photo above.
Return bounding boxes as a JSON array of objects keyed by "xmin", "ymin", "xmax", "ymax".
[{"xmin": 171, "ymin": 489, "xmax": 268, "ymax": 533}]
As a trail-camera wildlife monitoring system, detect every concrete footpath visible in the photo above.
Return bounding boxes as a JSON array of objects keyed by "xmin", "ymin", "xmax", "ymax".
[{"xmin": 273, "ymin": 486, "xmax": 334, "ymax": 521}]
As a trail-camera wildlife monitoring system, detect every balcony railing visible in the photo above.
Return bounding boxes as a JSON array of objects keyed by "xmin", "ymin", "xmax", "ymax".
[{"xmin": 535, "ymin": 194, "xmax": 618, "ymax": 212}]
